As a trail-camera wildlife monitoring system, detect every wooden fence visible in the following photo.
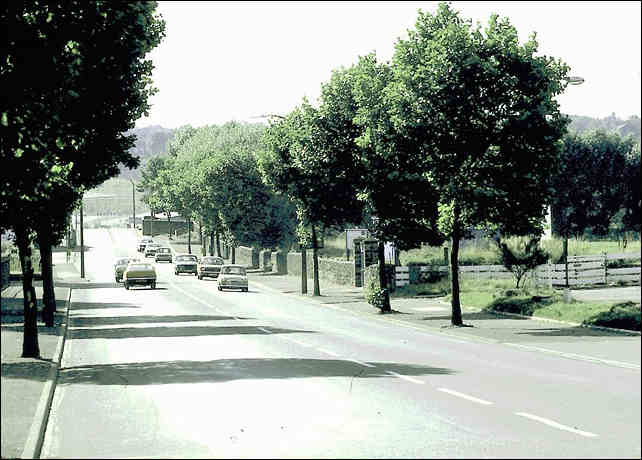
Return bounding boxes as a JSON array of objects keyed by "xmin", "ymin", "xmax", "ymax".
[{"xmin": 395, "ymin": 251, "xmax": 640, "ymax": 288}]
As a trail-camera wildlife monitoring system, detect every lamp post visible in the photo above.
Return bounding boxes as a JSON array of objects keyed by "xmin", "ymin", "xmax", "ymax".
[
  {"xmin": 79, "ymin": 198, "xmax": 85, "ymax": 278},
  {"xmin": 129, "ymin": 179, "xmax": 136, "ymax": 231}
]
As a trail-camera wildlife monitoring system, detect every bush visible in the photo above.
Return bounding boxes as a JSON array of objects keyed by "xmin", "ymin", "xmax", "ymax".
[
  {"xmin": 584, "ymin": 302, "xmax": 641, "ymax": 331},
  {"xmin": 494, "ymin": 236, "xmax": 549, "ymax": 288},
  {"xmin": 363, "ymin": 264, "xmax": 388, "ymax": 310}
]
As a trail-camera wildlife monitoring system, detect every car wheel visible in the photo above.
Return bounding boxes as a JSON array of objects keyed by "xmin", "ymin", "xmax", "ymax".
[
  {"xmin": 218, "ymin": 286, "xmax": 222, "ymax": 291},
  {"xmin": 151, "ymin": 281, "xmax": 156, "ymax": 289},
  {"xmin": 174, "ymin": 270, "xmax": 178, "ymax": 275},
  {"xmin": 124, "ymin": 282, "xmax": 129, "ymax": 290},
  {"xmin": 198, "ymin": 275, "xmax": 203, "ymax": 280},
  {"xmin": 242, "ymin": 288, "xmax": 248, "ymax": 292}
]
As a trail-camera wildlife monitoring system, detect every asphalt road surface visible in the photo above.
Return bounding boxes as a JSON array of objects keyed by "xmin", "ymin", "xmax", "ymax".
[{"xmin": 41, "ymin": 228, "xmax": 641, "ymax": 458}]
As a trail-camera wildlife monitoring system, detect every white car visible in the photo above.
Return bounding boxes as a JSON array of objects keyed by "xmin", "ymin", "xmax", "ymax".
[{"xmin": 217, "ymin": 264, "xmax": 248, "ymax": 292}]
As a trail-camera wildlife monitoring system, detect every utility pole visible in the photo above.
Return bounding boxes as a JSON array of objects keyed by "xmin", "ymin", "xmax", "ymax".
[{"xmin": 80, "ymin": 200, "xmax": 85, "ymax": 278}]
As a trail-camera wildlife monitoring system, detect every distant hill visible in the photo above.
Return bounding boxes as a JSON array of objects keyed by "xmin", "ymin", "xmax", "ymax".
[
  {"xmin": 118, "ymin": 125, "xmax": 175, "ymax": 180},
  {"xmin": 568, "ymin": 113, "xmax": 641, "ymax": 145}
]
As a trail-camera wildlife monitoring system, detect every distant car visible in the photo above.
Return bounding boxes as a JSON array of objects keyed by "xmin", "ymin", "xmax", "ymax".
[
  {"xmin": 154, "ymin": 247, "xmax": 173, "ymax": 263},
  {"xmin": 198, "ymin": 256, "xmax": 224, "ymax": 280},
  {"xmin": 144, "ymin": 243, "xmax": 162, "ymax": 258},
  {"xmin": 114, "ymin": 257, "xmax": 140, "ymax": 282},
  {"xmin": 123, "ymin": 262, "xmax": 156, "ymax": 290},
  {"xmin": 138, "ymin": 237, "xmax": 154, "ymax": 252},
  {"xmin": 174, "ymin": 254, "xmax": 199, "ymax": 275},
  {"xmin": 217, "ymin": 264, "xmax": 248, "ymax": 292}
]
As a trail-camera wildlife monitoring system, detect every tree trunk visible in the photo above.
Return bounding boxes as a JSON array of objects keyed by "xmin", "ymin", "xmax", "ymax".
[
  {"xmin": 209, "ymin": 232, "xmax": 214, "ymax": 256},
  {"xmin": 450, "ymin": 230, "xmax": 463, "ymax": 326},
  {"xmin": 36, "ymin": 230, "xmax": 55, "ymax": 327},
  {"xmin": 16, "ymin": 226, "xmax": 40, "ymax": 358},
  {"xmin": 187, "ymin": 219, "xmax": 192, "ymax": 254},
  {"xmin": 378, "ymin": 240, "xmax": 391, "ymax": 312},
  {"xmin": 301, "ymin": 247, "xmax": 308, "ymax": 294},
  {"xmin": 216, "ymin": 231, "xmax": 221, "ymax": 257},
  {"xmin": 312, "ymin": 226, "xmax": 320, "ymax": 296},
  {"xmin": 231, "ymin": 246, "xmax": 236, "ymax": 264},
  {"xmin": 167, "ymin": 214, "xmax": 172, "ymax": 239}
]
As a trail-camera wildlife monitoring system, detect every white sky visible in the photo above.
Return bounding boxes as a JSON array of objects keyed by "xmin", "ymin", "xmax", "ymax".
[{"xmin": 136, "ymin": 1, "xmax": 642, "ymax": 129}]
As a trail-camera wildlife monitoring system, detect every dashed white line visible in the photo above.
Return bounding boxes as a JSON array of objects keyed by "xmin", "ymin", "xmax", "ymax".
[
  {"xmin": 515, "ymin": 412, "xmax": 598, "ymax": 438},
  {"xmin": 437, "ymin": 388, "xmax": 493, "ymax": 405},
  {"xmin": 317, "ymin": 348, "xmax": 340, "ymax": 357},
  {"xmin": 257, "ymin": 327, "xmax": 272, "ymax": 334},
  {"xmin": 280, "ymin": 336, "xmax": 310, "ymax": 347},
  {"xmin": 505, "ymin": 343, "xmax": 641, "ymax": 370},
  {"xmin": 386, "ymin": 371, "xmax": 425, "ymax": 385}
]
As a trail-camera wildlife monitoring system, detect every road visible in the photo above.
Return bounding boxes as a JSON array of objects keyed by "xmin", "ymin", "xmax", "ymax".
[{"xmin": 41, "ymin": 228, "xmax": 641, "ymax": 458}]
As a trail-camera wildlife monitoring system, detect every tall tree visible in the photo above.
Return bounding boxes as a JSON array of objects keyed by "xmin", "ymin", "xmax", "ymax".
[
  {"xmin": 387, "ymin": 4, "xmax": 570, "ymax": 325},
  {"xmin": 1, "ymin": 2, "xmax": 165, "ymax": 356}
]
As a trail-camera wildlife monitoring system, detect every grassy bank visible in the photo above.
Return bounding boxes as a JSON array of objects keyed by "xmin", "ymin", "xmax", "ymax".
[{"xmin": 429, "ymin": 278, "xmax": 640, "ymax": 332}]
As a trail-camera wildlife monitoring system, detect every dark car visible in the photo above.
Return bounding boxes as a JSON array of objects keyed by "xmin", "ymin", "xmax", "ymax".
[
  {"xmin": 174, "ymin": 254, "xmax": 198, "ymax": 275},
  {"xmin": 197, "ymin": 256, "xmax": 224, "ymax": 280},
  {"xmin": 114, "ymin": 257, "xmax": 140, "ymax": 282}
]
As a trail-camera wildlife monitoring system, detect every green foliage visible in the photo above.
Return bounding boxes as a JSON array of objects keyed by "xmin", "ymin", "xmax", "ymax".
[
  {"xmin": 584, "ymin": 302, "xmax": 640, "ymax": 331},
  {"xmin": 494, "ymin": 236, "xmax": 550, "ymax": 288},
  {"xmin": 363, "ymin": 264, "xmax": 389, "ymax": 310}
]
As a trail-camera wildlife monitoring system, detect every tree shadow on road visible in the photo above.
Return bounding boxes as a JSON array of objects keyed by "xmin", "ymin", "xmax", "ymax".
[
  {"xmin": 70, "ymin": 302, "xmax": 142, "ymax": 310},
  {"xmin": 57, "ymin": 358, "xmax": 455, "ymax": 386},
  {"xmin": 69, "ymin": 325, "xmax": 315, "ymax": 340},
  {"xmin": 419, "ymin": 311, "xmax": 526, "ymax": 322},
  {"xmin": 513, "ymin": 326, "xmax": 639, "ymax": 338},
  {"xmin": 69, "ymin": 314, "xmax": 254, "ymax": 327},
  {"xmin": 1, "ymin": 361, "xmax": 53, "ymax": 382}
]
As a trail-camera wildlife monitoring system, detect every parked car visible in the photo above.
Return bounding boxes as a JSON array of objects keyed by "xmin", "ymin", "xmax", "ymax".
[
  {"xmin": 217, "ymin": 264, "xmax": 248, "ymax": 292},
  {"xmin": 123, "ymin": 262, "xmax": 156, "ymax": 290},
  {"xmin": 154, "ymin": 247, "xmax": 173, "ymax": 263},
  {"xmin": 144, "ymin": 243, "xmax": 162, "ymax": 258},
  {"xmin": 197, "ymin": 256, "xmax": 224, "ymax": 280},
  {"xmin": 138, "ymin": 237, "xmax": 154, "ymax": 252},
  {"xmin": 114, "ymin": 257, "xmax": 140, "ymax": 282},
  {"xmin": 174, "ymin": 254, "xmax": 199, "ymax": 275}
]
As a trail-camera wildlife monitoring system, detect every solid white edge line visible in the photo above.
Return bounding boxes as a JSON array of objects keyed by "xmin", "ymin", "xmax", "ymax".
[
  {"xmin": 386, "ymin": 371, "xmax": 425, "ymax": 385},
  {"xmin": 437, "ymin": 388, "xmax": 493, "ymax": 405},
  {"xmin": 515, "ymin": 412, "xmax": 598, "ymax": 438},
  {"xmin": 280, "ymin": 336, "xmax": 310, "ymax": 347},
  {"xmin": 317, "ymin": 348, "xmax": 340, "ymax": 357},
  {"xmin": 505, "ymin": 343, "xmax": 641, "ymax": 370}
]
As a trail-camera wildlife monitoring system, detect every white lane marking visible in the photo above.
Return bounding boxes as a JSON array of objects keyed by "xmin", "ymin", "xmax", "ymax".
[
  {"xmin": 170, "ymin": 281, "xmax": 225, "ymax": 315},
  {"xmin": 505, "ymin": 343, "xmax": 641, "ymax": 370},
  {"xmin": 437, "ymin": 388, "xmax": 493, "ymax": 405},
  {"xmin": 257, "ymin": 327, "xmax": 272, "ymax": 334},
  {"xmin": 280, "ymin": 336, "xmax": 311, "ymax": 347},
  {"xmin": 386, "ymin": 371, "xmax": 425, "ymax": 385},
  {"xmin": 318, "ymin": 348, "xmax": 340, "ymax": 357},
  {"xmin": 345, "ymin": 358, "xmax": 377, "ymax": 368},
  {"xmin": 515, "ymin": 412, "xmax": 598, "ymax": 438}
]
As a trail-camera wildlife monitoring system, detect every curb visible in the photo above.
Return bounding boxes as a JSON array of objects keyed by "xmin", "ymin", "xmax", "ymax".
[{"xmin": 20, "ymin": 288, "xmax": 71, "ymax": 459}]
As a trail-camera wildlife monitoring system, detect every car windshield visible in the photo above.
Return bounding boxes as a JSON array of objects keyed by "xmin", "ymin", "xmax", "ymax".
[
  {"xmin": 176, "ymin": 255, "xmax": 197, "ymax": 262},
  {"xmin": 202, "ymin": 257, "xmax": 223, "ymax": 265},
  {"xmin": 129, "ymin": 264, "xmax": 153, "ymax": 270},
  {"xmin": 158, "ymin": 248, "xmax": 170, "ymax": 253},
  {"xmin": 116, "ymin": 258, "xmax": 130, "ymax": 265},
  {"xmin": 222, "ymin": 266, "xmax": 245, "ymax": 275}
]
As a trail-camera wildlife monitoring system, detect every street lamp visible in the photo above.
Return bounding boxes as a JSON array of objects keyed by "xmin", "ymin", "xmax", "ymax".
[{"xmin": 129, "ymin": 179, "xmax": 136, "ymax": 231}]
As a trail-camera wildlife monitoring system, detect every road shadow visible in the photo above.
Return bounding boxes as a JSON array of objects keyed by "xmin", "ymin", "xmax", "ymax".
[
  {"xmin": 71, "ymin": 302, "xmax": 141, "ymax": 310},
  {"xmin": 69, "ymin": 314, "xmax": 254, "ymax": 327},
  {"xmin": 1, "ymin": 361, "xmax": 54, "ymax": 382},
  {"xmin": 514, "ymin": 326, "xmax": 639, "ymax": 338},
  {"xmin": 57, "ymin": 358, "xmax": 455, "ymax": 385},
  {"xmin": 1, "ymin": 323, "xmax": 65, "ymax": 336},
  {"xmin": 69, "ymin": 325, "xmax": 315, "ymax": 340}
]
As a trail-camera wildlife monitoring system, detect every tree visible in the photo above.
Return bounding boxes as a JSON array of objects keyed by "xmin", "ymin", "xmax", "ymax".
[
  {"xmin": 387, "ymin": 4, "xmax": 570, "ymax": 325},
  {"xmin": 551, "ymin": 130, "xmax": 638, "ymax": 260},
  {"xmin": 494, "ymin": 236, "xmax": 549, "ymax": 289},
  {"xmin": 1, "ymin": 2, "xmax": 165, "ymax": 356}
]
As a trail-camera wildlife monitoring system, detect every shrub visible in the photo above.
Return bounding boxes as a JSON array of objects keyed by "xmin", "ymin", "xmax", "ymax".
[
  {"xmin": 363, "ymin": 264, "xmax": 388, "ymax": 310},
  {"xmin": 494, "ymin": 236, "xmax": 550, "ymax": 288},
  {"xmin": 584, "ymin": 302, "xmax": 641, "ymax": 331}
]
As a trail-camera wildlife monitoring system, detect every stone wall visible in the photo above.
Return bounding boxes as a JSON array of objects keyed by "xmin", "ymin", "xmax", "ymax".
[
  {"xmin": 286, "ymin": 251, "xmax": 354, "ymax": 286},
  {"xmin": 236, "ymin": 246, "xmax": 259, "ymax": 269}
]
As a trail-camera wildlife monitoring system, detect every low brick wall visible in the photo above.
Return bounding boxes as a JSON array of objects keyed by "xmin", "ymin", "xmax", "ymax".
[
  {"xmin": 236, "ymin": 246, "xmax": 259, "ymax": 269},
  {"xmin": 286, "ymin": 251, "xmax": 354, "ymax": 286}
]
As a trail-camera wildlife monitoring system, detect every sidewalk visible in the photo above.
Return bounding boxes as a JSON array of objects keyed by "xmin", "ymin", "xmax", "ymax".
[{"xmin": 1, "ymin": 252, "xmax": 80, "ymax": 459}]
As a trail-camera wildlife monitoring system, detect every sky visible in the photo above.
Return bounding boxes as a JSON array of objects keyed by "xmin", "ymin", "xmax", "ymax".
[{"xmin": 135, "ymin": 1, "xmax": 642, "ymax": 129}]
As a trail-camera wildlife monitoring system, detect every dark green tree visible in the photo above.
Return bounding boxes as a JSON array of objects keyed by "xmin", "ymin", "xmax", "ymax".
[{"xmin": 387, "ymin": 4, "xmax": 570, "ymax": 325}]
